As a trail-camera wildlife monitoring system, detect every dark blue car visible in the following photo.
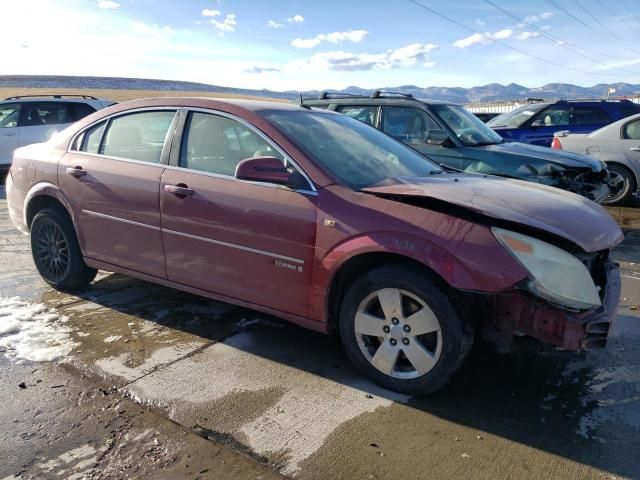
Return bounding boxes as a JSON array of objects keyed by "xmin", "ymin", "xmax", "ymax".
[{"xmin": 487, "ymin": 99, "xmax": 640, "ymax": 147}]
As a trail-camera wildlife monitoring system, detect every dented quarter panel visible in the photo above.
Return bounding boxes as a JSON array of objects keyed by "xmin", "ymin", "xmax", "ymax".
[{"xmin": 309, "ymin": 184, "xmax": 529, "ymax": 321}]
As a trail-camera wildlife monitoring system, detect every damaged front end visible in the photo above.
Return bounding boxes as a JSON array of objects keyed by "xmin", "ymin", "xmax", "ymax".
[
  {"xmin": 481, "ymin": 251, "xmax": 621, "ymax": 353},
  {"xmin": 464, "ymin": 160, "xmax": 620, "ymax": 204}
]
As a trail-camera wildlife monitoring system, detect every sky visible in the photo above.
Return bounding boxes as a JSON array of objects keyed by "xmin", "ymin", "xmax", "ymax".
[{"xmin": 2, "ymin": 0, "xmax": 640, "ymax": 92}]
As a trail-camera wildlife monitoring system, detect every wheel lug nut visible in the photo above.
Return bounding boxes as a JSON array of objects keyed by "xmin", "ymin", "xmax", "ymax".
[
  {"xmin": 402, "ymin": 338, "xmax": 410, "ymax": 345},
  {"xmin": 383, "ymin": 326, "xmax": 390, "ymax": 333},
  {"xmin": 391, "ymin": 318, "xmax": 399, "ymax": 325},
  {"xmin": 403, "ymin": 325, "xmax": 411, "ymax": 333},
  {"xmin": 389, "ymin": 339, "xmax": 397, "ymax": 346}
]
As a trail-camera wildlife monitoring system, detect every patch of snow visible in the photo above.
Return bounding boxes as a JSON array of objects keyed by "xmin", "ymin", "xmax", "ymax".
[
  {"xmin": 0, "ymin": 297, "xmax": 78, "ymax": 363},
  {"xmin": 103, "ymin": 335, "xmax": 122, "ymax": 343}
]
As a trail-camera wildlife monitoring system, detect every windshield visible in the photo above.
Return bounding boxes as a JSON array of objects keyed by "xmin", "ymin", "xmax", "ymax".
[
  {"xmin": 261, "ymin": 110, "xmax": 442, "ymax": 189},
  {"xmin": 487, "ymin": 103, "xmax": 547, "ymax": 128},
  {"xmin": 430, "ymin": 104, "xmax": 503, "ymax": 146}
]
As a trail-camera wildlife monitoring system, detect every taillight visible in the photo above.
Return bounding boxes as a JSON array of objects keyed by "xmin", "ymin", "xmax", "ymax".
[{"xmin": 551, "ymin": 137, "xmax": 562, "ymax": 150}]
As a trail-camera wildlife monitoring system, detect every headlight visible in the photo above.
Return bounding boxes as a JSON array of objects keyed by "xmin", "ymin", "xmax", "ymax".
[{"xmin": 492, "ymin": 227, "xmax": 601, "ymax": 309}]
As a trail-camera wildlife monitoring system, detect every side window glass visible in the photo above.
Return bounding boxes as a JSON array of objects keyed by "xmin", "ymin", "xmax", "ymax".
[
  {"xmin": 79, "ymin": 121, "xmax": 107, "ymax": 154},
  {"xmin": 180, "ymin": 112, "xmax": 284, "ymax": 176},
  {"xmin": 101, "ymin": 111, "xmax": 176, "ymax": 163},
  {"xmin": 20, "ymin": 102, "xmax": 74, "ymax": 127},
  {"xmin": 72, "ymin": 103, "xmax": 97, "ymax": 122},
  {"xmin": 531, "ymin": 105, "xmax": 570, "ymax": 127},
  {"xmin": 571, "ymin": 106, "xmax": 611, "ymax": 125},
  {"xmin": 382, "ymin": 107, "xmax": 439, "ymax": 143},
  {"xmin": 623, "ymin": 119, "xmax": 640, "ymax": 140},
  {"xmin": 336, "ymin": 105, "xmax": 378, "ymax": 126},
  {"xmin": 0, "ymin": 103, "xmax": 20, "ymax": 128}
]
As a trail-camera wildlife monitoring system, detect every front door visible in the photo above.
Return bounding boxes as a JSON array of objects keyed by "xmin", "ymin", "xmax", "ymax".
[
  {"xmin": 0, "ymin": 103, "xmax": 21, "ymax": 167},
  {"xmin": 623, "ymin": 118, "xmax": 640, "ymax": 165},
  {"xmin": 160, "ymin": 110, "xmax": 318, "ymax": 317},
  {"xmin": 60, "ymin": 109, "xmax": 178, "ymax": 278}
]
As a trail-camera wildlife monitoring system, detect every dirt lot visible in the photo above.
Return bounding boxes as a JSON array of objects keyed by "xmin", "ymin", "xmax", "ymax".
[
  {"xmin": 0, "ymin": 87, "xmax": 285, "ymax": 104},
  {"xmin": 1, "ymin": 184, "xmax": 639, "ymax": 480}
]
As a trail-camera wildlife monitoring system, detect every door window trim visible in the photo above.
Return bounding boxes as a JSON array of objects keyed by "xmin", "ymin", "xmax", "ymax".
[
  {"xmin": 68, "ymin": 107, "xmax": 180, "ymax": 166},
  {"xmin": 169, "ymin": 107, "xmax": 317, "ymax": 195}
]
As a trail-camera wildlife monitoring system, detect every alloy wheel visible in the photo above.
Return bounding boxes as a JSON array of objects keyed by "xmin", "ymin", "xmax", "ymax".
[
  {"xmin": 33, "ymin": 219, "xmax": 70, "ymax": 281},
  {"xmin": 354, "ymin": 288, "xmax": 442, "ymax": 380}
]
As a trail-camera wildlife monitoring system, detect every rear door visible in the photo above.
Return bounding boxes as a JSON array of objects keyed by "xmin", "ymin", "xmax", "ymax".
[
  {"xmin": 380, "ymin": 105, "xmax": 462, "ymax": 168},
  {"xmin": 160, "ymin": 110, "xmax": 318, "ymax": 317},
  {"xmin": 0, "ymin": 103, "xmax": 20, "ymax": 167},
  {"xmin": 569, "ymin": 105, "xmax": 611, "ymax": 134},
  {"xmin": 60, "ymin": 108, "xmax": 178, "ymax": 278},
  {"xmin": 622, "ymin": 118, "xmax": 640, "ymax": 164}
]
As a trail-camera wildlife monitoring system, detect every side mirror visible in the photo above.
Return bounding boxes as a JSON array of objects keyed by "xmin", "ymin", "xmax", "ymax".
[
  {"xmin": 424, "ymin": 129, "xmax": 450, "ymax": 146},
  {"xmin": 531, "ymin": 119, "xmax": 545, "ymax": 127},
  {"xmin": 235, "ymin": 156, "xmax": 304, "ymax": 188}
]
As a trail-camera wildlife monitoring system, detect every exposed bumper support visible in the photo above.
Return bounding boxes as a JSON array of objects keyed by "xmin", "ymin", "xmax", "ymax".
[{"xmin": 482, "ymin": 260, "xmax": 621, "ymax": 352}]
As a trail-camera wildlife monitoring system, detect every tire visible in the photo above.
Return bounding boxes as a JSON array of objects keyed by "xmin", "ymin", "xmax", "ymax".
[
  {"xmin": 30, "ymin": 207, "xmax": 97, "ymax": 291},
  {"xmin": 603, "ymin": 164, "xmax": 636, "ymax": 206},
  {"xmin": 338, "ymin": 264, "xmax": 474, "ymax": 395}
]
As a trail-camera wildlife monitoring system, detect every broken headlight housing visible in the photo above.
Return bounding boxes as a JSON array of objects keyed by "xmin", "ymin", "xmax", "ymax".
[{"xmin": 492, "ymin": 227, "xmax": 601, "ymax": 309}]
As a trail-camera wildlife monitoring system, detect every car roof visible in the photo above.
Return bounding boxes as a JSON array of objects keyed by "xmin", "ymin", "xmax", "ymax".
[
  {"xmin": 304, "ymin": 96, "xmax": 458, "ymax": 107},
  {"xmin": 1, "ymin": 95, "xmax": 102, "ymax": 103},
  {"xmin": 94, "ymin": 96, "xmax": 329, "ymax": 116}
]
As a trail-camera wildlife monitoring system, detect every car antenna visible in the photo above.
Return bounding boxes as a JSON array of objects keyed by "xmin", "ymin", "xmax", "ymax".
[{"xmin": 298, "ymin": 93, "xmax": 311, "ymax": 109}]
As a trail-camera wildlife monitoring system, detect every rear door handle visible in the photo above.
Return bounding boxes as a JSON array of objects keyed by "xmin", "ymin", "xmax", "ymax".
[
  {"xmin": 66, "ymin": 166, "xmax": 87, "ymax": 178},
  {"xmin": 164, "ymin": 184, "xmax": 194, "ymax": 197},
  {"xmin": 631, "ymin": 147, "xmax": 640, "ymax": 152}
]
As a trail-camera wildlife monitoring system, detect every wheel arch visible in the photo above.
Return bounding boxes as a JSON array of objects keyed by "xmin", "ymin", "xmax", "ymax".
[
  {"xmin": 327, "ymin": 252, "xmax": 455, "ymax": 330},
  {"xmin": 24, "ymin": 183, "xmax": 75, "ymax": 231}
]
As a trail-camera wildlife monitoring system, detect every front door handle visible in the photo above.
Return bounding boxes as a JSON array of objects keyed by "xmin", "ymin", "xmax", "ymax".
[
  {"xmin": 66, "ymin": 166, "xmax": 87, "ymax": 178},
  {"xmin": 631, "ymin": 147, "xmax": 640, "ymax": 152},
  {"xmin": 1, "ymin": 132, "xmax": 16, "ymax": 137},
  {"xmin": 164, "ymin": 184, "xmax": 194, "ymax": 198}
]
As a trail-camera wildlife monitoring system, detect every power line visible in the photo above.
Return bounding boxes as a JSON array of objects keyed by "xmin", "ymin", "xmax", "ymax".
[
  {"xmin": 576, "ymin": 0, "xmax": 640, "ymax": 50},
  {"xmin": 407, "ymin": 0, "xmax": 627, "ymax": 77},
  {"xmin": 545, "ymin": 0, "xmax": 640, "ymax": 56},
  {"xmin": 593, "ymin": 0, "xmax": 640, "ymax": 37},
  {"xmin": 484, "ymin": 0, "xmax": 640, "ymax": 73}
]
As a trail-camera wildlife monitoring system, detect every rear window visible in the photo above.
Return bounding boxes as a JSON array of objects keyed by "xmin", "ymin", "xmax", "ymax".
[
  {"xmin": 570, "ymin": 106, "xmax": 611, "ymax": 125},
  {"xmin": 619, "ymin": 104, "xmax": 640, "ymax": 118},
  {"xmin": 101, "ymin": 111, "xmax": 176, "ymax": 163}
]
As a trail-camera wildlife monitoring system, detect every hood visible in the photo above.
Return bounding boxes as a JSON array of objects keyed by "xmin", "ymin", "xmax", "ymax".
[
  {"xmin": 362, "ymin": 174, "xmax": 622, "ymax": 252},
  {"xmin": 476, "ymin": 141, "xmax": 604, "ymax": 171}
]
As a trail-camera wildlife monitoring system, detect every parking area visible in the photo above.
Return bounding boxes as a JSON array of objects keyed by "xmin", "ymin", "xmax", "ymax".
[{"xmin": 1, "ymin": 183, "xmax": 639, "ymax": 480}]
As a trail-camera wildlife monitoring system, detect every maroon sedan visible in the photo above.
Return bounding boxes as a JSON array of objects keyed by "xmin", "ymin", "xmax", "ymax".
[{"xmin": 6, "ymin": 98, "xmax": 623, "ymax": 394}]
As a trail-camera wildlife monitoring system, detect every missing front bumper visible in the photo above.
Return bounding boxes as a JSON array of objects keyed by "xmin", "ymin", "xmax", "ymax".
[{"xmin": 481, "ymin": 260, "xmax": 621, "ymax": 352}]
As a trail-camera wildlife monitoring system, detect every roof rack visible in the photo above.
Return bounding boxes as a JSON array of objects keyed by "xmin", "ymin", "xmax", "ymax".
[
  {"xmin": 317, "ymin": 91, "xmax": 360, "ymax": 99},
  {"xmin": 557, "ymin": 98, "xmax": 634, "ymax": 103},
  {"xmin": 3, "ymin": 94, "xmax": 99, "ymax": 101},
  {"xmin": 370, "ymin": 90, "xmax": 414, "ymax": 99}
]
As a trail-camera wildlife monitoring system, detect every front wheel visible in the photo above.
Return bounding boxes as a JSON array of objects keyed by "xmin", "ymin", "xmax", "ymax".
[
  {"xmin": 30, "ymin": 207, "xmax": 97, "ymax": 291},
  {"xmin": 339, "ymin": 265, "xmax": 474, "ymax": 395},
  {"xmin": 603, "ymin": 164, "xmax": 637, "ymax": 206}
]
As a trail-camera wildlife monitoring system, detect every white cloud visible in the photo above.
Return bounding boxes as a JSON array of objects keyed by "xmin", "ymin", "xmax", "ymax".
[
  {"xmin": 267, "ymin": 20, "xmax": 284, "ymax": 29},
  {"xmin": 287, "ymin": 14, "xmax": 304, "ymax": 23},
  {"xmin": 210, "ymin": 13, "xmax": 237, "ymax": 33},
  {"xmin": 295, "ymin": 43, "xmax": 439, "ymax": 71},
  {"xmin": 202, "ymin": 9, "xmax": 220, "ymax": 17},
  {"xmin": 475, "ymin": 19, "xmax": 486, "ymax": 27},
  {"xmin": 524, "ymin": 11, "xmax": 553, "ymax": 23},
  {"xmin": 515, "ymin": 31, "xmax": 540, "ymax": 40},
  {"xmin": 291, "ymin": 29, "xmax": 369, "ymax": 49},
  {"xmin": 454, "ymin": 27, "xmax": 540, "ymax": 48},
  {"xmin": 98, "ymin": 0, "xmax": 120, "ymax": 9},
  {"xmin": 244, "ymin": 65, "xmax": 281, "ymax": 74}
]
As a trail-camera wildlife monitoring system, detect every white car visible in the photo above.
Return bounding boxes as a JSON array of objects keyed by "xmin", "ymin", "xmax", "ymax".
[
  {"xmin": 552, "ymin": 113, "xmax": 640, "ymax": 205},
  {"xmin": 0, "ymin": 95, "xmax": 113, "ymax": 178}
]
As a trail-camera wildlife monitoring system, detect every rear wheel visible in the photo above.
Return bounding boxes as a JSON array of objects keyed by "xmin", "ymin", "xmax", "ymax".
[
  {"xmin": 30, "ymin": 207, "xmax": 97, "ymax": 291},
  {"xmin": 604, "ymin": 164, "xmax": 636, "ymax": 206},
  {"xmin": 339, "ymin": 265, "xmax": 474, "ymax": 395}
]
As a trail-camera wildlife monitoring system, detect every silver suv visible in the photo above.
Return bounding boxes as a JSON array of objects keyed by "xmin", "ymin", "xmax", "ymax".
[{"xmin": 0, "ymin": 95, "xmax": 113, "ymax": 177}]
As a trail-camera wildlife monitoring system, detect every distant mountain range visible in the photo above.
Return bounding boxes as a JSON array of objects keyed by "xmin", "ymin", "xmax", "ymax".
[{"xmin": 1, "ymin": 75, "xmax": 639, "ymax": 104}]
